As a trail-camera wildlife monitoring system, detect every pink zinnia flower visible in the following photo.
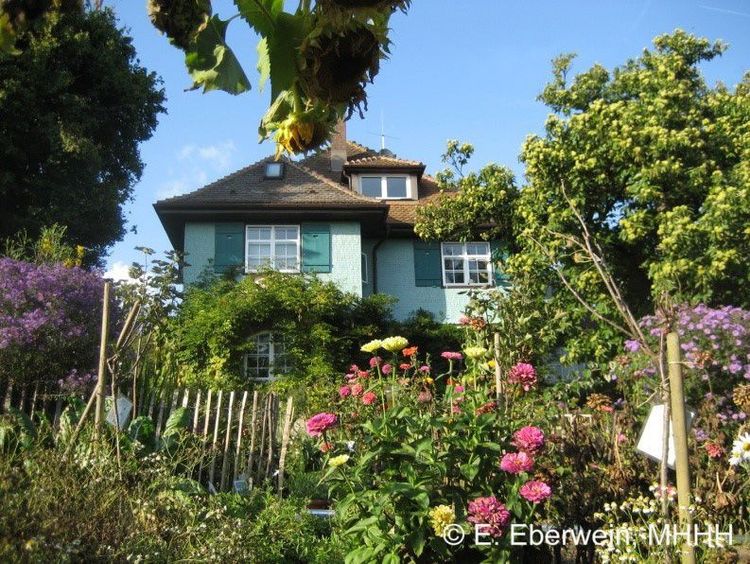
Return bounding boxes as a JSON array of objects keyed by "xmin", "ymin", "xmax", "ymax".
[
  {"xmin": 399, "ymin": 363, "xmax": 411, "ymax": 370},
  {"xmin": 417, "ymin": 390, "xmax": 432, "ymax": 403},
  {"xmin": 451, "ymin": 405, "xmax": 462, "ymax": 414},
  {"xmin": 381, "ymin": 363, "xmax": 392, "ymax": 375},
  {"xmin": 500, "ymin": 451, "xmax": 534, "ymax": 474},
  {"xmin": 369, "ymin": 356, "xmax": 382, "ymax": 368},
  {"xmin": 519, "ymin": 480, "xmax": 552, "ymax": 503},
  {"xmin": 358, "ymin": 370, "xmax": 370, "ymax": 379},
  {"xmin": 453, "ymin": 385, "xmax": 465, "ymax": 394},
  {"xmin": 508, "ymin": 362, "xmax": 538, "ymax": 391},
  {"xmin": 350, "ymin": 383, "xmax": 363, "ymax": 397},
  {"xmin": 458, "ymin": 315, "xmax": 470, "ymax": 325},
  {"xmin": 512, "ymin": 426, "xmax": 545, "ymax": 454},
  {"xmin": 338, "ymin": 385, "xmax": 351, "ymax": 398},
  {"xmin": 704, "ymin": 441, "xmax": 724, "ymax": 459},
  {"xmin": 441, "ymin": 351, "xmax": 463, "ymax": 361},
  {"xmin": 419, "ymin": 365, "xmax": 430, "ymax": 373},
  {"xmin": 467, "ymin": 496, "xmax": 511, "ymax": 538},
  {"xmin": 362, "ymin": 391, "xmax": 377, "ymax": 405},
  {"xmin": 350, "ymin": 364, "xmax": 360, "ymax": 373},
  {"xmin": 306, "ymin": 413, "xmax": 338, "ymax": 437}
]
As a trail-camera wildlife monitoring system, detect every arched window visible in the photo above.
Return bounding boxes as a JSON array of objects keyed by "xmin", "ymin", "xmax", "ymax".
[{"xmin": 244, "ymin": 332, "xmax": 290, "ymax": 380}]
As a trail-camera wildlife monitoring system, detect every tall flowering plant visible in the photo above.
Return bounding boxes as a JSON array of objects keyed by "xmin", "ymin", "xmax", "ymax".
[
  {"xmin": 308, "ymin": 337, "xmax": 554, "ymax": 562},
  {"xmin": 0, "ymin": 258, "xmax": 112, "ymax": 389}
]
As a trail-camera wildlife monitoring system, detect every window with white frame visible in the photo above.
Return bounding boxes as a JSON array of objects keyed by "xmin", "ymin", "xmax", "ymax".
[
  {"xmin": 245, "ymin": 225, "xmax": 300, "ymax": 273},
  {"xmin": 361, "ymin": 252, "xmax": 368, "ymax": 284},
  {"xmin": 359, "ymin": 175, "xmax": 409, "ymax": 199},
  {"xmin": 441, "ymin": 242, "xmax": 492, "ymax": 286},
  {"xmin": 245, "ymin": 332, "xmax": 290, "ymax": 380}
]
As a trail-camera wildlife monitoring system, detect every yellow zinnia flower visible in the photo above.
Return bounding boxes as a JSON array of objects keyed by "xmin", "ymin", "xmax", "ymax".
[
  {"xmin": 329, "ymin": 454, "xmax": 350, "ymax": 468},
  {"xmin": 361, "ymin": 339, "xmax": 383, "ymax": 353},
  {"xmin": 428, "ymin": 504, "xmax": 455, "ymax": 536}
]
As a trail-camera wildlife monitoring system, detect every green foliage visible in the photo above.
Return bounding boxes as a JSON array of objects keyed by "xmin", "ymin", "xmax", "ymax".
[
  {"xmin": 393, "ymin": 309, "xmax": 462, "ymax": 365},
  {"xmin": 0, "ymin": 7, "xmax": 165, "ymax": 261},
  {"xmin": 171, "ymin": 270, "xmax": 394, "ymax": 397},
  {"xmin": 512, "ymin": 30, "xmax": 750, "ymax": 361},
  {"xmin": 2, "ymin": 224, "xmax": 86, "ymax": 267},
  {"xmin": 0, "ymin": 414, "xmax": 339, "ymax": 562},
  {"xmin": 415, "ymin": 140, "xmax": 519, "ymax": 243}
]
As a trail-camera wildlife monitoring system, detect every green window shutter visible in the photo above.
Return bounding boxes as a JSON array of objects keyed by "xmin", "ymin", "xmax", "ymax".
[
  {"xmin": 413, "ymin": 241, "xmax": 442, "ymax": 287},
  {"xmin": 214, "ymin": 223, "xmax": 244, "ymax": 274},
  {"xmin": 301, "ymin": 224, "xmax": 331, "ymax": 273},
  {"xmin": 490, "ymin": 240, "xmax": 510, "ymax": 288}
]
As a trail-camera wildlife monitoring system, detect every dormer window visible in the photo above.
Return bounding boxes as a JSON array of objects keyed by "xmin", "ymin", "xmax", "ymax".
[
  {"xmin": 359, "ymin": 175, "xmax": 410, "ymax": 199},
  {"xmin": 264, "ymin": 162, "xmax": 284, "ymax": 178}
]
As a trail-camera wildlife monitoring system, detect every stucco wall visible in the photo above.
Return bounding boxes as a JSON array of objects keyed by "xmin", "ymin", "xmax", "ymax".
[
  {"xmin": 182, "ymin": 221, "xmax": 362, "ymax": 295},
  {"xmin": 317, "ymin": 222, "xmax": 362, "ymax": 296},
  {"xmin": 183, "ymin": 222, "xmax": 215, "ymax": 285},
  {"xmin": 374, "ymin": 239, "xmax": 470, "ymax": 323}
]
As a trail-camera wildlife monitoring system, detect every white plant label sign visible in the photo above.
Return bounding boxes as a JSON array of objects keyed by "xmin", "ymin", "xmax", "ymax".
[
  {"xmin": 636, "ymin": 403, "xmax": 696, "ymax": 469},
  {"xmin": 106, "ymin": 394, "xmax": 133, "ymax": 429}
]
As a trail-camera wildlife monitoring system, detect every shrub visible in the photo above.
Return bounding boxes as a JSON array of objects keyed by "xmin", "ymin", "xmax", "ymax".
[
  {"xmin": 0, "ymin": 257, "xmax": 112, "ymax": 388},
  {"xmin": 170, "ymin": 270, "xmax": 394, "ymax": 399}
]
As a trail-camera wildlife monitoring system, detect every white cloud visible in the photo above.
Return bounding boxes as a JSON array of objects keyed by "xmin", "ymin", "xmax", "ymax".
[
  {"xmin": 178, "ymin": 140, "xmax": 236, "ymax": 171},
  {"xmin": 156, "ymin": 140, "xmax": 235, "ymax": 200},
  {"xmin": 104, "ymin": 260, "xmax": 134, "ymax": 282}
]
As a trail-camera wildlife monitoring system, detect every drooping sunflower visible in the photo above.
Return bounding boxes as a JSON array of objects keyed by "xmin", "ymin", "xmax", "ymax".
[
  {"xmin": 299, "ymin": 22, "xmax": 381, "ymax": 117},
  {"xmin": 147, "ymin": 0, "xmax": 211, "ymax": 50}
]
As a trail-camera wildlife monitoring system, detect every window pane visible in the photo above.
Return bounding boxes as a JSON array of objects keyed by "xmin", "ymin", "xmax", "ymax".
[
  {"xmin": 386, "ymin": 177, "xmax": 407, "ymax": 198},
  {"xmin": 275, "ymin": 227, "xmax": 298, "ymax": 241},
  {"xmin": 443, "ymin": 243, "xmax": 463, "ymax": 256},
  {"xmin": 248, "ymin": 227, "xmax": 272, "ymax": 241},
  {"xmin": 466, "ymin": 242, "xmax": 489, "ymax": 256},
  {"xmin": 445, "ymin": 258, "xmax": 463, "ymax": 271},
  {"xmin": 446, "ymin": 271, "xmax": 464, "ymax": 284},
  {"xmin": 361, "ymin": 177, "xmax": 382, "ymax": 198}
]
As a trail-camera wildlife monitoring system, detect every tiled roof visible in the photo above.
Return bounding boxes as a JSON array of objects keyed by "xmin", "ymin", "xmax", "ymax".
[
  {"xmin": 155, "ymin": 141, "xmax": 448, "ymax": 226},
  {"xmin": 344, "ymin": 154, "xmax": 424, "ymax": 169},
  {"xmin": 386, "ymin": 175, "xmax": 447, "ymax": 226},
  {"xmin": 154, "ymin": 155, "xmax": 385, "ymax": 210}
]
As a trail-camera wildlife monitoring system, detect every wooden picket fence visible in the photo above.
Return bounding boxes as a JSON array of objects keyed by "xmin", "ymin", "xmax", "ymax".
[{"xmin": 0, "ymin": 380, "xmax": 296, "ymax": 494}]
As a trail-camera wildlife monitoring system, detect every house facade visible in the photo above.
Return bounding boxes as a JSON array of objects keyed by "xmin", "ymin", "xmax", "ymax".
[{"xmin": 154, "ymin": 125, "xmax": 505, "ymax": 324}]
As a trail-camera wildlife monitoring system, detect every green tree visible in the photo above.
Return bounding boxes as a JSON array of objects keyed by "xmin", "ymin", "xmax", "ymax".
[
  {"xmin": 0, "ymin": 7, "xmax": 165, "ymax": 262},
  {"xmin": 513, "ymin": 30, "xmax": 750, "ymax": 360},
  {"xmin": 415, "ymin": 140, "xmax": 518, "ymax": 243}
]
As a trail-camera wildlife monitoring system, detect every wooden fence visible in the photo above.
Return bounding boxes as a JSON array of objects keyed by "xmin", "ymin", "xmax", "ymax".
[{"xmin": 0, "ymin": 381, "xmax": 296, "ymax": 494}]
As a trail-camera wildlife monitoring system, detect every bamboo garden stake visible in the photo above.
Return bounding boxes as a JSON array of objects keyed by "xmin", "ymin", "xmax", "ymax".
[{"xmin": 667, "ymin": 331, "xmax": 696, "ymax": 564}]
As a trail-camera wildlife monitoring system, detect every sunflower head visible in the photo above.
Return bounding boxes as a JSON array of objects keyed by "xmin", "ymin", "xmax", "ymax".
[
  {"xmin": 319, "ymin": 0, "xmax": 410, "ymax": 12},
  {"xmin": 272, "ymin": 109, "xmax": 338, "ymax": 158},
  {"xmin": 147, "ymin": 0, "xmax": 211, "ymax": 50},
  {"xmin": 299, "ymin": 23, "xmax": 381, "ymax": 117}
]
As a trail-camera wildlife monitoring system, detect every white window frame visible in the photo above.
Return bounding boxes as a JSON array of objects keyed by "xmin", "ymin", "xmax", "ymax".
[
  {"xmin": 245, "ymin": 225, "xmax": 300, "ymax": 274},
  {"xmin": 244, "ymin": 332, "xmax": 290, "ymax": 381},
  {"xmin": 441, "ymin": 242, "xmax": 493, "ymax": 287},
  {"xmin": 361, "ymin": 252, "xmax": 369, "ymax": 284},
  {"xmin": 358, "ymin": 174, "xmax": 412, "ymax": 200}
]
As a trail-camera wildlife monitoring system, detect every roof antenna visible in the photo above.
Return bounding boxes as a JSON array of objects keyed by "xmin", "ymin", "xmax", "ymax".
[
  {"xmin": 380, "ymin": 111, "xmax": 386, "ymax": 151},
  {"xmin": 367, "ymin": 110, "xmax": 399, "ymax": 155}
]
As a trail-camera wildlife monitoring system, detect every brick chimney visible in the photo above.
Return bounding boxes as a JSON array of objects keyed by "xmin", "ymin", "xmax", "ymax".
[{"xmin": 330, "ymin": 119, "xmax": 347, "ymax": 172}]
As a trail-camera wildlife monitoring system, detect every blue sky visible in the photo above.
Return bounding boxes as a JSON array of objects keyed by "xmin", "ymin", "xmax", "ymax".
[{"xmin": 105, "ymin": 0, "xmax": 750, "ymax": 278}]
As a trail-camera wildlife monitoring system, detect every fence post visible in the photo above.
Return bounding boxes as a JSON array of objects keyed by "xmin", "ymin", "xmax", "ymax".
[
  {"xmin": 94, "ymin": 281, "xmax": 111, "ymax": 430},
  {"xmin": 277, "ymin": 397, "xmax": 294, "ymax": 496},
  {"xmin": 220, "ymin": 391, "xmax": 236, "ymax": 491}
]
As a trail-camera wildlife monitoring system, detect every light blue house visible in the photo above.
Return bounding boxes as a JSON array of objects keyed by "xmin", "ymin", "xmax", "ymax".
[{"xmin": 154, "ymin": 124, "xmax": 504, "ymax": 325}]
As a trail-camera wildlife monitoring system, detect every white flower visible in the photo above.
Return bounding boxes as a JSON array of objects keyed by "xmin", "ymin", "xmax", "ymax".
[
  {"xmin": 729, "ymin": 432, "xmax": 750, "ymax": 466},
  {"xmin": 346, "ymin": 441, "xmax": 356, "ymax": 451}
]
